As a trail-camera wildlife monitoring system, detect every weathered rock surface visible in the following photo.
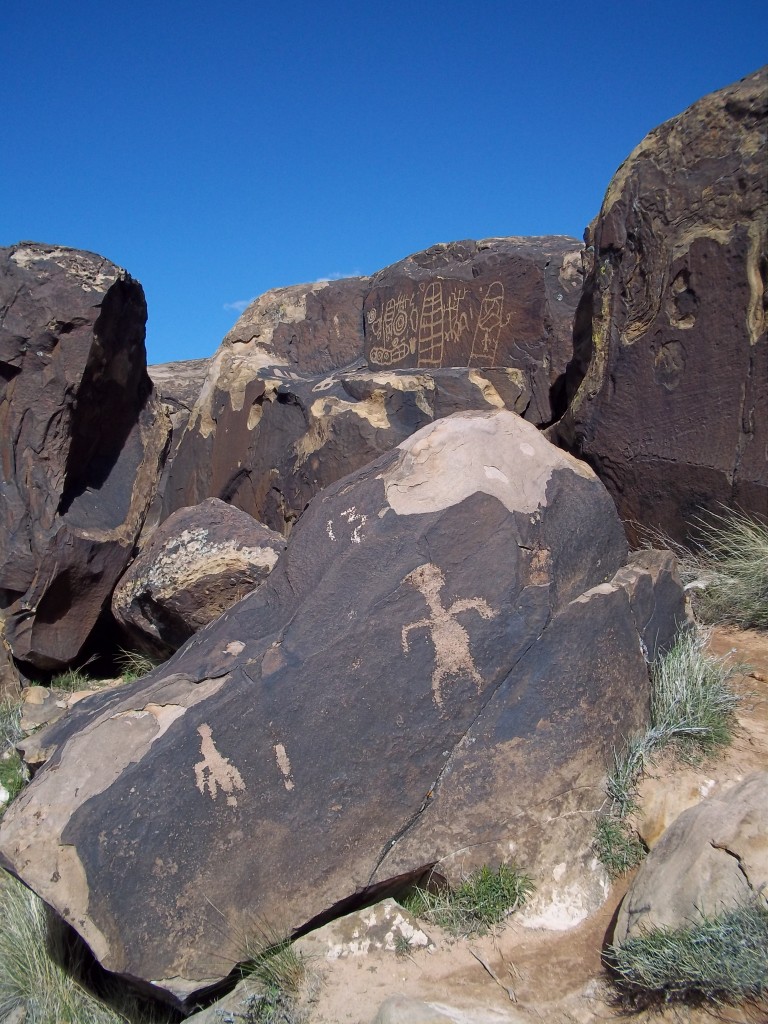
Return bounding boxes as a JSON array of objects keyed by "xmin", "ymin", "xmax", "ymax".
[
  {"xmin": 156, "ymin": 237, "xmax": 582, "ymax": 534},
  {"xmin": 112, "ymin": 497, "xmax": 286, "ymax": 657},
  {"xmin": 296, "ymin": 898, "xmax": 434, "ymax": 960},
  {"xmin": 613, "ymin": 771, "xmax": 768, "ymax": 945},
  {"xmin": 221, "ymin": 276, "xmax": 372, "ymax": 375},
  {"xmin": 0, "ymin": 243, "xmax": 168, "ymax": 669},
  {"xmin": 364, "ymin": 237, "xmax": 583, "ymax": 424},
  {"xmin": 556, "ymin": 67, "xmax": 768, "ymax": 540},
  {"xmin": 159, "ymin": 365, "xmax": 533, "ymax": 534},
  {"xmin": 0, "ymin": 410, "xmax": 686, "ymax": 1006}
]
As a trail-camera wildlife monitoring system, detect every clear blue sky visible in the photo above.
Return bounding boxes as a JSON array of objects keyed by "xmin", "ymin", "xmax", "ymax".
[{"xmin": 4, "ymin": 1, "xmax": 766, "ymax": 365}]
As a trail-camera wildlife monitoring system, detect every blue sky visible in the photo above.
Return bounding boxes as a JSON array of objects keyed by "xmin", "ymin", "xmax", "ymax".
[{"xmin": 4, "ymin": 1, "xmax": 766, "ymax": 365}]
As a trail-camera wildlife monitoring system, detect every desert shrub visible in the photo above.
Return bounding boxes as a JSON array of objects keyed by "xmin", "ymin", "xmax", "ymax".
[
  {"xmin": 594, "ymin": 627, "xmax": 740, "ymax": 875},
  {"xmin": 402, "ymin": 863, "xmax": 534, "ymax": 935},
  {"xmin": 606, "ymin": 899, "xmax": 768, "ymax": 1007}
]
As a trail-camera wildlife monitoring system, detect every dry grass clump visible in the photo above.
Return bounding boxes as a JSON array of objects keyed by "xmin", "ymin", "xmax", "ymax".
[
  {"xmin": 642, "ymin": 507, "xmax": 768, "ymax": 629},
  {"xmin": 606, "ymin": 900, "xmax": 768, "ymax": 1008}
]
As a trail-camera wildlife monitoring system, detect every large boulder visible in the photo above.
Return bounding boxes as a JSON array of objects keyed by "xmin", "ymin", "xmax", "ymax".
[
  {"xmin": 0, "ymin": 410, "xmax": 687, "ymax": 1006},
  {"xmin": 221, "ymin": 276, "xmax": 372, "ymax": 376},
  {"xmin": 555, "ymin": 67, "xmax": 768, "ymax": 540},
  {"xmin": 112, "ymin": 498, "xmax": 286, "ymax": 657},
  {"xmin": 0, "ymin": 243, "xmax": 169, "ymax": 669},
  {"xmin": 613, "ymin": 771, "xmax": 768, "ymax": 944}
]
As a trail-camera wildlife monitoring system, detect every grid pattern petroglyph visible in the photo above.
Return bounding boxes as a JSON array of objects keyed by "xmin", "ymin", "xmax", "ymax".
[{"xmin": 367, "ymin": 280, "xmax": 510, "ymax": 369}]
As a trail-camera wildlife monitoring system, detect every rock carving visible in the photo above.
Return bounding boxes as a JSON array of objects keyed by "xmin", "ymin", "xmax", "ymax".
[
  {"xmin": 194, "ymin": 724, "xmax": 245, "ymax": 807},
  {"xmin": 401, "ymin": 563, "xmax": 497, "ymax": 708}
]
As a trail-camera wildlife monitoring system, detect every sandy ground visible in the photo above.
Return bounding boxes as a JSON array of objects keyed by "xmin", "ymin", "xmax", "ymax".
[{"xmin": 298, "ymin": 626, "xmax": 768, "ymax": 1024}]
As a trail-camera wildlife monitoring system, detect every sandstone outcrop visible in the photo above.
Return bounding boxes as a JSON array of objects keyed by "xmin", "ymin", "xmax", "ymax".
[
  {"xmin": 555, "ymin": 67, "xmax": 768, "ymax": 540},
  {"xmin": 112, "ymin": 497, "xmax": 286, "ymax": 657},
  {"xmin": 0, "ymin": 243, "xmax": 168, "ymax": 669},
  {"xmin": 0, "ymin": 410, "xmax": 687, "ymax": 1006},
  {"xmin": 613, "ymin": 771, "xmax": 768, "ymax": 944}
]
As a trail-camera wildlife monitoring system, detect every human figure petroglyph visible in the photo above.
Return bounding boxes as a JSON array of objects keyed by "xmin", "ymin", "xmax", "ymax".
[
  {"xmin": 401, "ymin": 563, "xmax": 497, "ymax": 708},
  {"xmin": 194, "ymin": 724, "xmax": 246, "ymax": 807},
  {"xmin": 469, "ymin": 281, "xmax": 509, "ymax": 366}
]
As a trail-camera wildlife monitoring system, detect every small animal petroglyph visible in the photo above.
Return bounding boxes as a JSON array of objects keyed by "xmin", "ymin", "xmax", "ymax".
[
  {"xmin": 401, "ymin": 563, "xmax": 497, "ymax": 708},
  {"xmin": 194, "ymin": 724, "xmax": 246, "ymax": 807}
]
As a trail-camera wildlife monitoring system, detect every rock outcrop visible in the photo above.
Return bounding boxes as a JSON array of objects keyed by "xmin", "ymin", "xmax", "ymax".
[
  {"xmin": 159, "ymin": 365, "xmax": 533, "ymax": 534},
  {"xmin": 364, "ymin": 237, "xmax": 583, "ymax": 424},
  {"xmin": 221, "ymin": 276, "xmax": 372, "ymax": 375},
  {"xmin": 112, "ymin": 498, "xmax": 286, "ymax": 657},
  {"xmin": 555, "ymin": 67, "xmax": 768, "ymax": 540},
  {"xmin": 0, "ymin": 410, "xmax": 687, "ymax": 1006},
  {"xmin": 154, "ymin": 237, "xmax": 583, "ymax": 535},
  {"xmin": 0, "ymin": 243, "xmax": 168, "ymax": 669},
  {"xmin": 613, "ymin": 771, "xmax": 768, "ymax": 944}
]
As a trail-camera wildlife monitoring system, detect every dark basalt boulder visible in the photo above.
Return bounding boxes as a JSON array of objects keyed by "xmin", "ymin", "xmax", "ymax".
[
  {"xmin": 0, "ymin": 243, "xmax": 169, "ymax": 669},
  {"xmin": 0, "ymin": 410, "xmax": 688, "ymax": 1006},
  {"xmin": 555, "ymin": 67, "xmax": 768, "ymax": 540},
  {"xmin": 112, "ymin": 497, "xmax": 286, "ymax": 657},
  {"xmin": 220, "ymin": 276, "xmax": 372, "ymax": 376}
]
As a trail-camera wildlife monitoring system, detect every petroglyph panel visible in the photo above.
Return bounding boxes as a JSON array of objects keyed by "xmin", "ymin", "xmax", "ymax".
[{"xmin": 365, "ymin": 279, "xmax": 518, "ymax": 370}]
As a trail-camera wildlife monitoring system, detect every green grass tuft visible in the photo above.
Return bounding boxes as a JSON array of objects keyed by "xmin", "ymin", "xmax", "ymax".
[
  {"xmin": 606, "ymin": 900, "xmax": 768, "ymax": 1006},
  {"xmin": 402, "ymin": 863, "xmax": 535, "ymax": 936},
  {"xmin": 594, "ymin": 627, "xmax": 741, "ymax": 876},
  {"xmin": 592, "ymin": 817, "xmax": 646, "ymax": 879},
  {"xmin": 238, "ymin": 921, "xmax": 308, "ymax": 1024},
  {"xmin": 50, "ymin": 667, "xmax": 94, "ymax": 692},
  {"xmin": 117, "ymin": 648, "xmax": 160, "ymax": 682},
  {"xmin": 0, "ymin": 697, "xmax": 27, "ymax": 816}
]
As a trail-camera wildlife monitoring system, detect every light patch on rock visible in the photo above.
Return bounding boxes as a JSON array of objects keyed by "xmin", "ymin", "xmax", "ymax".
[
  {"xmin": 10, "ymin": 245, "xmax": 120, "ymax": 292},
  {"xmin": 294, "ymin": 392, "xmax": 392, "ymax": 466},
  {"xmin": 117, "ymin": 527, "xmax": 280, "ymax": 603},
  {"xmin": 518, "ymin": 870, "xmax": 611, "ymax": 931},
  {"xmin": 384, "ymin": 410, "xmax": 595, "ymax": 518},
  {"xmin": 468, "ymin": 369, "xmax": 506, "ymax": 409}
]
